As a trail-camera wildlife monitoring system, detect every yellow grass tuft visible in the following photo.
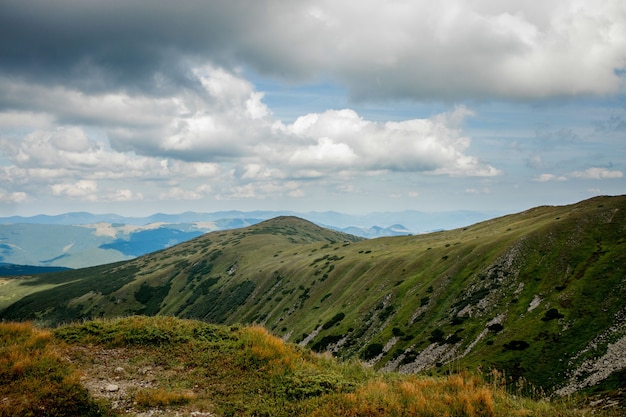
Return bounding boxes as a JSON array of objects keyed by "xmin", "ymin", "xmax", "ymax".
[
  {"xmin": 242, "ymin": 325, "xmax": 299, "ymax": 372},
  {"xmin": 134, "ymin": 388, "xmax": 196, "ymax": 408},
  {"xmin": 309, "ymin": 373, "xmax": 499, "ymax": 417}
]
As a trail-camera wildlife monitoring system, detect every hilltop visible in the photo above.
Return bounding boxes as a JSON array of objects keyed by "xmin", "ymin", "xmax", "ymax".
[{"xmin": 1, "ymin": 196, "xmax": 625, "ymax": 403}]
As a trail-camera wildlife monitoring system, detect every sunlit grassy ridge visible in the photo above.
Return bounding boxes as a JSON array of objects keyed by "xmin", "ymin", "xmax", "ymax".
[
  {"xmin": 1, "ymin": 196, "xmax": 625, "ymax": 399},
  {"xmin": 1, "ymin": 316, "xmax": 617, "ymax": 416}
]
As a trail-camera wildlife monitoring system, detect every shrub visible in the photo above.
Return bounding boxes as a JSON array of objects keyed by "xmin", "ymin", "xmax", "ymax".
[
  {"xmin": 429, "ymin": 328, "xmax": 446, "ymax": 344},
  {"xmin": 541, "ymin": 308, "xmax": 564, "ymax": 322},
  {"xmin": 311, "ymin": 335, "xmax": 343, "ymax": 352},
  {"xmin": 488, "ymin": 323, "xmax": 504, "ymax": 333},
  {"xmin": 503, "ymin": 340, "xmax": 530, "ymax": 351},
  {"xmin": 322, "ymin": 312, "xmax": 345, "ymax": 330},
  {"xmin": 392, "ymin": 327, "xmax": 405, "ymax": 337},
  {"xmin": 361, "ymin": 343, "xmax": 384, "ymax": 360}
]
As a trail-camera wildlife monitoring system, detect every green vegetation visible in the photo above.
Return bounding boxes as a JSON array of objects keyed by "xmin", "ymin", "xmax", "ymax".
[
  {"xmin": 1, "ymin": 197, "xmax": 625, "ymax": 407},
  {"xmin": 2, "ymin": 316, "xmax": 618, "ymax": 416}
]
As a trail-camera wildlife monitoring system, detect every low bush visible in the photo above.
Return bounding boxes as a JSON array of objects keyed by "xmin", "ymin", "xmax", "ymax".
[{"xmin": 361, "ymin": 343, "xmax": 384, "ymax": 360}]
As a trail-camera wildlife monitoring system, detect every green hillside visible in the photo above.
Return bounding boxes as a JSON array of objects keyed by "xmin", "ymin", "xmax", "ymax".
[{"xmin": 1, "ymin": 197, "xmax": 625, "ymax": 399}]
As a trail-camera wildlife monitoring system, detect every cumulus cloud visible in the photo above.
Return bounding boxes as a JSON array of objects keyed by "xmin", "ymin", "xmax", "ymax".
[
  {"xmin": 51, "ymin": 180, "xmax": 98, "ymax": 200},
  {"xmin": 279, "ymin": 106, "xmax": 500, "ymax": 177},
  {"xmin": 533, "ymin": 173, "xmax": 568, "ymax": 182},
  {"xmin": 533, "ymin": 168, "xmax": 623, "ymax": 182},
  {"xmin": 0, "ymin": 190, "xmax": 27, "ymax": 203},
  {"xmin": 0, "ymin": 62, "xmax": 500, "ymax": 206},
  {"xmin": 570, "ymin": 167, "xmax": 624, "ymax": 179}
]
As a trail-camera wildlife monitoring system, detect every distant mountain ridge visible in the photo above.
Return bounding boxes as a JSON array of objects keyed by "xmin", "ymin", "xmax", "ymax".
[
  {"xmin": 0, "ymin": 209, "xmax": 496, "ymax": 268},
  {"xmin": 0, "ymin": 209, "xmax": 498, "ymax": 231},
  {"xmin": 1, "ymin": 195, "xmax": 625, "ymax": 399}
]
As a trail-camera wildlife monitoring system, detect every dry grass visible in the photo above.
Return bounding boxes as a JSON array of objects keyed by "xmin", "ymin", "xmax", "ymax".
[
  {"xmin": 309, "ymin": 373, "xmax": 499, "ymax": 417},
  {"xmin": 134, "ymin": 388, "xmax": 196, "ymax": 408},
  {"xmin": 0, "ymin": 321, "xmax": 109, "ymax": 417}
]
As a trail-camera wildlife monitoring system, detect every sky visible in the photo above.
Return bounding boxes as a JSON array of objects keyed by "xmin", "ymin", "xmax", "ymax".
[{"xmin": 0, "ymin": 0, "xmax": 625, "ymax": 217}]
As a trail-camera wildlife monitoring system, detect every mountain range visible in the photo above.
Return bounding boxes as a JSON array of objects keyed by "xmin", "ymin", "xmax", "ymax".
[
  {"xmin": 0, "ymin": 209, "xmax": 495, "ymax": 268},
  {"xmin": 1, "ymin": 194, "xmax": 624, "ymax": 402}
]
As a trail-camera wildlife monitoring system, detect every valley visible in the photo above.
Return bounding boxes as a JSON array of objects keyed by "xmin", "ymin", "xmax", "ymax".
[{"xmin": 1, "ymin": 195, "xmax": 625, "ymax": 414}]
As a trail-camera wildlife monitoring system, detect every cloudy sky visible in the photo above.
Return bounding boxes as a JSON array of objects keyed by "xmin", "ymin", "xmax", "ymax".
[{"xmin": 1, "ymin": 0, "xmax": 625, "ymax": 217}]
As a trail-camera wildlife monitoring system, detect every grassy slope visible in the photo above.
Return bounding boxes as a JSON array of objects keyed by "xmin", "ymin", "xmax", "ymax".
[
  {"xmin": 1, "ymin": 197, "xmax": 625, "ymax": 396},
  {"xmin": 2, "ymin": 316, "xmax": 617, "ymax": 417}
]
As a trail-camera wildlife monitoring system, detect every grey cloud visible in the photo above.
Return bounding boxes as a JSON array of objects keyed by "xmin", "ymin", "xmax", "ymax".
[
  {"xmin": 0, "ymin": 0, "xmax": 252, "ymax": 94},
  {"xmin": 2, "ymin": 1, "xmax": 624, "ymax": 101}
]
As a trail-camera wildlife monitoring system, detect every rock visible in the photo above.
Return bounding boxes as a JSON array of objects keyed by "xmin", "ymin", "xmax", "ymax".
[
  {"xmin": 114, "ymin": 366, "xmax": 125, "ymax": 374},
  {"xmin": 105, "ymin": 384, "xmax": 119, "ymax": 392}
]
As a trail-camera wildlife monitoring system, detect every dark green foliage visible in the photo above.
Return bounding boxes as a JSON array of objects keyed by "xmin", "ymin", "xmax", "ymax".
[
  {"xmin": 184, "ymin": 280, "xmax": 256, "ymax": 323},
  {"xmin": 503, "ymin": 340, "xmax": 530, "ymax": 351},
  {"xmin": 429, "ymin": 328, "xmax": 446, "ymax": 344},
  {"xmin": 187, "ymin": 258, "xmax": 215, "ymax": 277},
  {"xmin": 445, "ymin": 329, "xmax": 464, "ymax": 344},
  {"xmin": 391, "ymin": 327, "xmax": 405, "ymax": 337},
  {"xmin": 488, "ymin": 323, "xmax": 504, "ymax": 333},
  {"xmin": 361, "ymin": 343, "xmax": 384, "ymax": 360},
  {"xmin": 452, "ymin": 287, "xmax": 490, "ymax": 312},
  {"xmin": 541, "ymin": 308, "xmax": 565, "ymax": 321},
  {"xmin": 311, "ymin": 334, "xmax": 343, "ymax": 352},
  {"xmin": 379, "ymin": 305, "xmax": 395, "ymax": 321},
  {"xmin": 134, "ymin": 282, "xmax": 171, "ymax": 316},
  {"xmin": 322, "ymin": 312, "xmax": 345, "ymax": 330},
  {"xmin": 198, "ymin": 276, "xmax": 221, "ymax": 294}
]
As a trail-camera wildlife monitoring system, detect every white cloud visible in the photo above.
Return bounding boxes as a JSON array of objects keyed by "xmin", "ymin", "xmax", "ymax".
[
  {"xmin": 51, "ymin": 180, "xmax": 98, "ymax": 201},
  {"xmin": 0, "ymin": 190, "xmax": 27, "ymax": 203},
  {"xmin": 107, "ymin": 189, "xmax": 143, "ymax": 202},
  {"xmin": 570, "ymin": 167, "xmax": 624, "ymax": 179},
  {"xmin": 533, "ymin": 173, "xmax": 568, "ymax": 182},
  {"xmin": 465, "ymin": 187, "xmax": 492, "ymax": 194},
  {"xmin": 0, "ymin": 67, "xmax": 502, "ymax": 207},
  {"xmin": 159, "ymin": 187, "xmax": 207, "ymax": 201},
  {"xmin": 289, "ymin": 137, "xmax": 358, "ymax": 168},
  {"xmin": 280, "ymin": 106, "xmax": 500, "ymax": 176}
]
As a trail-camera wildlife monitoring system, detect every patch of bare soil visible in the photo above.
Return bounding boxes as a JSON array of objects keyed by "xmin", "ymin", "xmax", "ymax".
[{"xmin": 64, "ymin": 345, "xmax": 214, "ymax": 417}]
